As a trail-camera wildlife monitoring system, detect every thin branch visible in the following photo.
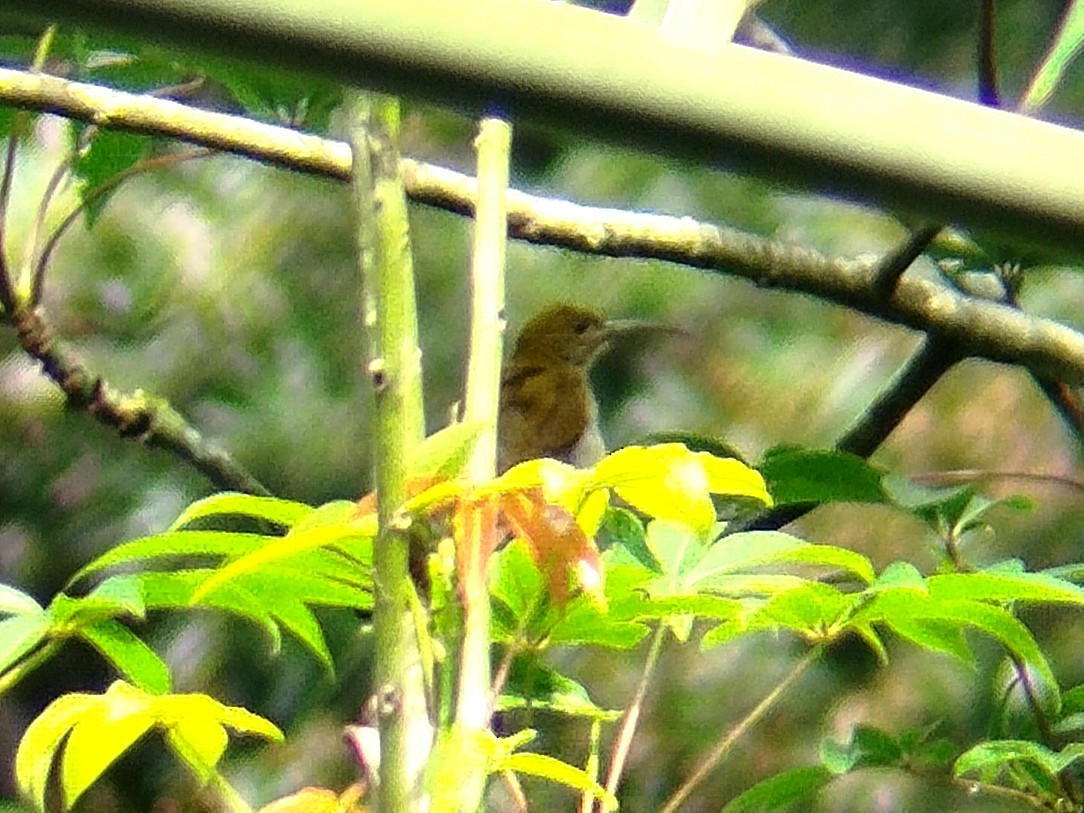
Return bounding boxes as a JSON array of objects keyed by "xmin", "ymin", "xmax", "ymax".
[
  {"xmin": 12, "ymin": 306, "xmax": 270, "ymax": 495},
  {"xmin": 14, "ymin": 0, "xmax": 1084, "ymax": 252},
  {"xmin": 603, "ymin": 625, "xmax": 666, "ymax": 802},
  {"xmin": 742, "ymin": 336, "xmax": 963, "ymax": 532},
  {"xmin": 908, "ymin": 468, "xmax": 1084, "ymax": 492},
  {"xmin": 659, "ymin": 646, "xmax": 821, "ymax": 813},
  {"xmin": 0, "ymin": 27, "xmax": 56, "ymax": 313},
  {"xmin": 3, "ymin": 70, "xmax": 1084, "ymax": 384},
  {"xmin": 872, "ymin": 221, "xmax": 942, "ymax": 299},
  {"xmin": 978, "ymin": 0, "xmax": 1000, "ymax": 107},
  {"xmin": 31, "ymin": 147, "xmax": 211, "ymax": 304}
]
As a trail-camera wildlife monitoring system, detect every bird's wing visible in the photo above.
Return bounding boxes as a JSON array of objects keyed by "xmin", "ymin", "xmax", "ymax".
[{"xmin": 499, "ymin": 362, "xmax": 589, "ymax": 469}]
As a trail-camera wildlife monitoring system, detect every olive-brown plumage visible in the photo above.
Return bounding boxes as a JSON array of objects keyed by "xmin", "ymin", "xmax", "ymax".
[{"xmin": 498, "ymin": 304, "xmax": 660, "ymax": 472}]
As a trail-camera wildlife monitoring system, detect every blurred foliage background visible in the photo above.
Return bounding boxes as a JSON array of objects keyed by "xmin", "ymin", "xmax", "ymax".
[{"xmin": 2, "ymin": 1, "xmax": 1084, "ymax": 811}]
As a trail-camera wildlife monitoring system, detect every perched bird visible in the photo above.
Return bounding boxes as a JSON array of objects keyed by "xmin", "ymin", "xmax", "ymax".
[{"xmin": 497, "ymin": 304, "xmax": 671, "ymax": 472}]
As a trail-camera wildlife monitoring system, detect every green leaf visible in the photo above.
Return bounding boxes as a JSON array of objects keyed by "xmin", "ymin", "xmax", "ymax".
[
  {"xmin": 190, "ymin": 521, "xmax": 374, "ymax": 603},
  {"xmin": 0, "ymin": 614, "xmax": 50, "ymax": 677},
  {"xmin": 955, "ymin": 740, "xmax": 1084, "ymax": 780},
  {"xmin": 881, "ymin": 616, "xmax": 971, "ymax": 663},
  {"xmin": 69, "ymin": 531, "xmax": 271, "ymax": 586},
  {"xmin": 821, "ymin": 725, "xmax": 903, "ymax": 775},
  {"xmin": 597, "ymin": 507, "xmax": 655, "ymax": 570},
  {"xmin": 686, "ymin": 531, "xmax": 876, "ymax": 588},
  {"xmin": 869, "ymin": 561, "xmax": 927, "ymax": 592},
  {"xmin": 702, "ymin": 581, "xmax": 855, "ymax": 649},
  {"xmin": 169, "ymin": 493, "xmax": 313, "ymax": 531},
  {"xmin": 491, "ymin": 538, "xmax": 548, "ymax": 637},
  {"xmin": 1021, "ymin": 1, "xmax": 1084, "ymax": 114},
  {"xmin": 927, "ymin": 571, "xmax": 1084, "ymax": 605},
  {"xmin": 503, "ymin": 752, "xmax": 617, "ymax": 809},
  {"xmin": 77, "ymin": 620, "xmax": 171, "ymax": 695},
  {"xmin": 882, "ymin": 479, "xmax": 1027, "ymax": 541},
  {"xmin": 644, "ymin": 520, "xmax": 707, "ymax": 594},
  {"xmin": 758, "ymin": 447, "xmax": 885, "ymax": 506},
  {"xmin": 498, "ymin": 657, "xmax": 622, "ymax": 720},
  {"xmin": 47, "ymin": 577, "xmax": 146, "ymax": 629},
  {"xmin": 72, "ymin": 129, "xmax": 153, "ymax": 226},
  {"xmin": 548, "ymin": 596, "xmax": 651, "ymax": 650},
  {"xmin": 759, "ymin": 582, "xmax": 855, "ymax": 636},
  {"xmin": 853, "ymin": 593, "xmax": 1058, "ymax": 705},
  {"xmin": 412, "ymin": 422, "xmax": 484, "ymax": 478},
  {"xmin": 0, "ymin": 584, "xmax": 43, "ymax": 616},
  {"xmin": 721, "ymin": 765, "xmax": 833, "ymax": 812}
]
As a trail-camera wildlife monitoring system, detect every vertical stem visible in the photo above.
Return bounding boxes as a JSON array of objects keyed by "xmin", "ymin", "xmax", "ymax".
[
  {"xmin": 348, "ymin": 89, "xmax": 428, "ymax": 813},
  {"xmin": 452, "ymin": 115, "xmax": 512, "ymax": 812},
  {"xmin": 458, "ymin": 116, "xmax": 512, "ymax": 727}
]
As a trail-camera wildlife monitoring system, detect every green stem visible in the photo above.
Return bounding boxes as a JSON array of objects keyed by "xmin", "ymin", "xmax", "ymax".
[
  {"xmin": 349, "ymin": 89, "xmax": 428, "ymax": 813},
  {"xmin": 458, "ymin": 114, "xmax": 512, "ymax": 720}
]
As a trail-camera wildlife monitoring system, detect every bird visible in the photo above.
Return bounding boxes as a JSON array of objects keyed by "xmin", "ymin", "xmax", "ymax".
[{"xmin": 497, "ymin": 304, "xmax": 671, "ymax": 472}]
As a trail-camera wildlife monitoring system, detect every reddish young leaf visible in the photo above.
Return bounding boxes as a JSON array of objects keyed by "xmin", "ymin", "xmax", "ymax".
[{"xmin": 500, "ymin": 488, "xmax": 603, "ymax": 606}]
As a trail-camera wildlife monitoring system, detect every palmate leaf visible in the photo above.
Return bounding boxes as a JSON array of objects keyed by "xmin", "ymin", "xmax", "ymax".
[
  {"xmin": 132, "ymin": 567, "xmax": 371, "ymax": 672},
  {"xmin": 684, "ymin": 530, "xmax": 875, "ymax": 588},
  {"xmin": 0, "ymin": 578, "xmax": 167, "ymax": 694},
  {"xmin": 851, "ymin": 591, "xmax": 1059, "ymax": 708},
  {"xmin": 15, "ymin": 680, "xmax": 281, "ymax": 811},
  {"xmin": 591, "ymin": 444, "xmax": 771, "ymax": 536}
]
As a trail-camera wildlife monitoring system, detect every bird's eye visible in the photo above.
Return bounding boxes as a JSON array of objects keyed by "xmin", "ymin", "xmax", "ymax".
[{"xmin": 573, "ymin": 318, "xmax": 592, "ymax": 334}]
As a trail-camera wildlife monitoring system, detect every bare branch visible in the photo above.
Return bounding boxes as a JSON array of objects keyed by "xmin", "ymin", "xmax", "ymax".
[{"xmin": 3, "ymin": 69, "xmax": 1084, "ymax": 386}]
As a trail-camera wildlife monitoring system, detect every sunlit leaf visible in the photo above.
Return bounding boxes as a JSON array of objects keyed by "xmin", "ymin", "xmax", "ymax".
[
  {"xmin": 411, "ymin": 421, "xmax": 484, "ymax": 478},
  {"xmin": 0, "ymin": 584, "xmax": 43, "ymax": 616},
  {"xmin": 191, "ymin": 521, "xmax": 374, "ymax": 603},
  {"xmin": 169, "ymin": 493, "xmax": 313, "ymax": 532},
  {"xmin": 61, "ymin": 687, "xmax": 153, "ymax": 808},
  {"xmin": 591, "ymin": 445, "xmax": 715, "ymax": 533},
  {"xmin": 69, "ymin": 531, "xmax": 272, "ymax": 586},
  {"xmin": 0, "ymin": 614, "xmax": 50, "ymax": 677},
  {"xmin": 16, "ymin": 693, "xmax": 95, "ymax": 810},
  {"xmin": 77, "ymin": 620, "xmax": 171, "ymax": 695},
  {"xmin": 927, "ymin": 572, "xmax": 1084, "ymax": 605},
  {"xmin": 17, "ymin": 679, "xmax": 285, "ymax": 808},
  {"xmin": 685, "ymin": 531, "xmax": 875, "ymax": 587},
  {"xmin": 503, "ymin": 752, "xmax": 617, "ymax": 810}
]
